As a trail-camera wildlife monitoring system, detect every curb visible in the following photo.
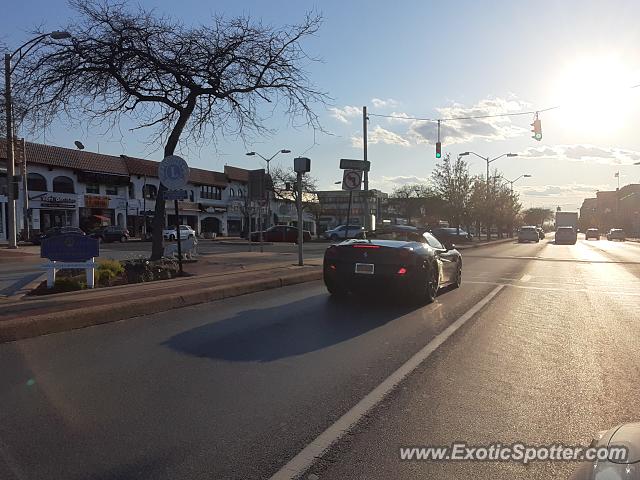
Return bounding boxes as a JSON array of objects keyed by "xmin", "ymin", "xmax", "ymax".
[{"xmin": 0, "ymin": 268, "xmax": 322, "ymax": 344}]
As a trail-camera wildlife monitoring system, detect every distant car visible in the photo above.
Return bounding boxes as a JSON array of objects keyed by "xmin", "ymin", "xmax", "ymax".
[
  {"xmin": 250, "ymin": 225, "xmax": 311, "ymax": 243},
  {"xmin": 33, "ymin": 226, "xmax": 86, "ymax": 245},
  {"xmin": 323, "ymin": 231, "xmax": 462, "ymax": 303},
  {"xmin": 90, "ymin": 225, "xmax": 130, "ymax": 243},
  {"xmin": 430, "ymin": 227, "xmax": 473, "ymax": 244},
  {"xmin": 585, "ymin": 228, "xmax": 600, "ymax": 240},
  {"xmin": 555, "ymin": 226, "xmax": 577, "ymax": 245},
  {"xmin": 365, "ymin": 225, "xmax": 424, "ymax": 242},
  {"xmin": 163, "ymin": 225, "xmax": 196, "ymax": 241},
  {"xmin": 324, "ymin": 225, "xmax": 365, "ymax": 241},
  {"xmin": 536, "ymin": 227, "xmax": 545, "ymax": 240},
  {"xmin": 518, "ymin": 226, "xmax": 540, "ymax": 243},
  {"xmin": 607, "ymin": 228, "xmax": 626, "ymax": 241}
]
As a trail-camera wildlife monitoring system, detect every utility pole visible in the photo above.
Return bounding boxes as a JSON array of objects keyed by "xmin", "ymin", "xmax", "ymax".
[
  {"xmin": 5, "ymin": 53, "xmax": 17, "ymax": 248},
  {"xmin": 21, "ymin": 139, "xmax": 29, "ymax": 241},
  {"xmin": 362, "ymin": 106, "xmax": 369, "ymax": 231}
]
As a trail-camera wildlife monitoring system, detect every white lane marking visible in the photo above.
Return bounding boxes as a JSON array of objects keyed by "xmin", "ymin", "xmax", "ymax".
[
  {"xmin": 520, "ymin": 274, "xmax": 532, "ymax": 282},
  {"xmin": 465, "ymin": 280, "xmax": 640, "ymax": 296},
  {"xmin": 269, "ymin": 285, "xmax": 505, "ymax": 480}
]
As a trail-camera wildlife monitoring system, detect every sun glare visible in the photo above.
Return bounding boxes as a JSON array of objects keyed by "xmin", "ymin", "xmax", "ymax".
[{"xmin": 553, "ymin": 55, "xmax": 636, "ymax": 134}]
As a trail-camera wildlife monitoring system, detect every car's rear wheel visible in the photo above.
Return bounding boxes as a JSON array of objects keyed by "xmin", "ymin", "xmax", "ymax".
[
  {"xmin": 453, "ymin": 262, "xmax": 462, "ymax": 289},
  {"xmin": 325, "ymin": 278, "xmax": 348, "ymax": 298},
  {"xmin": 410, "ymin": 262, "xmax": 439, "ymax": 304},
  {"xmin": 169, "ymin": 234, "xmax": 176, "ymax": 241},
  {"xmin": 120, "ymin": 235, "xmax": 127, "ymax": 243}
]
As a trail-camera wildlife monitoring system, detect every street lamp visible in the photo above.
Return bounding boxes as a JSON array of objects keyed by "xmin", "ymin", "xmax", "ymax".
[
  {"xmin": 5, "ymin": 30, "xmax": 71, "ymax": 248},
  {"xmin": 245, "ymin": 149, "xmax": 290, "ymax": 229},
  {"xmin": 245, "ymin": 149, "xmax": 291, "ymax": 175},
  {"xmin": 507, "ymin": 174, "xmax": 532, "ymax": 192},
  {"xmin": 459, "ymin": 151, "xmax": 518, "ymax": 240}
]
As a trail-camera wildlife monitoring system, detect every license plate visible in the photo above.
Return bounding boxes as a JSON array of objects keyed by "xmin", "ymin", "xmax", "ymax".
[{"xmin": 355, "ymin": 263, "xmax": 375, "ymax": 275}]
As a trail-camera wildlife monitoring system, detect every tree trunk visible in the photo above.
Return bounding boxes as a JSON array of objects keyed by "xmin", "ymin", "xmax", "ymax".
[{"xmin": 150, "ymin": 99, "xmax": 196, "ymax": 260}]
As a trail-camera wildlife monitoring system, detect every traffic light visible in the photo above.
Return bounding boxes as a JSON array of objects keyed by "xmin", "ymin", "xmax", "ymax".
[
  {"xmin": 531, "ymin": 119, "xmax": 542, "ymax": 141},
  {"xmin": 435, "ymin": 141, "xmax": 442, "ymax": 158}
]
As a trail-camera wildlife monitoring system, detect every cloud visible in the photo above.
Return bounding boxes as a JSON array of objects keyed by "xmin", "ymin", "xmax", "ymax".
[
  {"xmin": 351, "ymin": 125, "xmax": 411, "ymax": 148},
  {"xmin": 368, "ymin": 175, "xmax": 430, "ymax": 192},
  {"xmin": 520, "ymin": 144, "xmax": 640, "ymax": 165},
  {"xmin": 328, "ymin": 105, "xmax": 361, "ymax": 123},
  {"xmin": 371, "ymin": 98, "xmax": 399, "ymax": 109},
  {"xmin": 407, "ymin": 96, "xmax": 530, "ymax": 145},
  {"xmin": 520, "ymin": 183, "xmax": 610, "ymax": 198}
]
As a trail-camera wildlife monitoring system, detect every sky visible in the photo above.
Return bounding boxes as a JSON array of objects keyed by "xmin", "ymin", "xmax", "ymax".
[{"xmin": 4, "ymin": 0, "xmax": 640, "ymax": 210}]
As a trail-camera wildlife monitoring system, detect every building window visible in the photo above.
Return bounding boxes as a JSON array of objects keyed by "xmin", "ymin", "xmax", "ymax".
[
  {"xmin": 143, "ymin": 184, "xmax": 157, "ymax": 200},
  {"xmin": 238, "ymin": 189, "xmax": 244, "ymax": 198},
  {"xmin": 200, "ymin": 185, "xmax": 222, "ymax": 200},
  {"xmin": 52, "ymin": 176, "xmax": 75, "ymax": 193},
  {"xmin": 86, "ymin": 183, "xmax": 99, "ymax": 194},
  {"xmin": 189, "ymin": 190, "xmax": 194, "ymax": 202},
  {"xmin": 27, "ymin": 173, "xmax": 47, "ymax": 192},
  {"xmin": 106, "ymin": 185, "xmax": 118, "ymax": 196},
  {"xmin": 230, "ymin": 188, "xmax": 235, "ymax": 197},
  {"xmin": 128, "ymin": 183, "xmax": 135, "ymax": 199}
]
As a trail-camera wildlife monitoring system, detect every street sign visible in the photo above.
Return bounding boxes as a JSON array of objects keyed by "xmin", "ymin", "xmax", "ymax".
[
  {"xmin": 248, "ymin": 169, "xmax": 266, "ymax": 200},
  {"xmin": 342, "ymin": 169, "xmax": 363, "ymax": 191},
  {"xmin": 159, "ymin": 155, "xmax": 189, "ymax": 190},
  {"xmin": 340, "ymin": 158, "xmax": 370, "ymax": 172},
  {"xmin": 164, "ymin": 189, "xmax": 188, "ymax": 200}
]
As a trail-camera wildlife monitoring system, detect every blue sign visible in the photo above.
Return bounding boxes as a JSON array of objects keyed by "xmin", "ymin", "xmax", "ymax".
[{"xmin": 41, "ymin": 234, "xmax": 99, "ymax": 262}]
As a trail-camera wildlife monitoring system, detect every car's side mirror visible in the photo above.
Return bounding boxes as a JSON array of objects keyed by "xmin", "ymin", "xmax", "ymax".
[{"xmin": 444, "ymin": 241, "xmax": 455, "ymax": 251}]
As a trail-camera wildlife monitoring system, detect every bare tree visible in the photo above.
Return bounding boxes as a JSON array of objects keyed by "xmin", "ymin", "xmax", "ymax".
[
  {"xmin": 389, "ymin": 183, "xmax": 436, "ymax": 225},
  {"xmin": 13, "ymin": 1, "xmax": 327, "ymax": 259},
  {"xmin": 269, "ymin": 165, "xmax": 317, "ymax": 216}
]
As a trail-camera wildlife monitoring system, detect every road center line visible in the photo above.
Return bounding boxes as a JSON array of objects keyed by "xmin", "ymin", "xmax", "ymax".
[{"xmin": 269, "ymin": 284, "xmax": 505, "ymax": 480}]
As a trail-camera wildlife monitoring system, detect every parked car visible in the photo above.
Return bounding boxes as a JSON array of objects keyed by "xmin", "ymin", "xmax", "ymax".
[
  {"xmin": 607, "ymin": 228, "xmax": 626, "ymax": 241},
  {"xmin": 163, "ymin": 225, "xmax": 196, "ymax": 241},
  {"xmin": 365, "ymin": 225, "xmax": 424, "ymax": 242},
  {"xmin": 90, "ymin": 225, "xmax": 130, "ymax": 243},
  {"xmin": 250, "ymin": 225, "xmax": 311, "ymax": 243},
  {"xmin": 555, "ymin": 226, "xmax": 577, "ymax": 245},
  {"xmin": 323, "ymin": 225, "xmax": 365, "ymax": 241},
  {"xmin": 323, "ymin": 231, "xmax": 462, "ymax": 303},
  {"xmin": 32, "ymin": 226, "xmax": 86, "ymax": 245},
  {"xmin": 518, "ymin": 226, "xmax": 540, "ymax": 243},
  {"xmin": 585, "ymin": 228, "xmax": 600, "ymax": 240},
  {"xmin": 430, "ymin": 227, "xmax": 473, "ymax": 244}
]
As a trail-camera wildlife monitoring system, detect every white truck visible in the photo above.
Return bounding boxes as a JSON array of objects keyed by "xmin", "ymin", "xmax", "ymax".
[{"xmin": 555, "ymin": 211, "xmax": 578, "ymax": 244}]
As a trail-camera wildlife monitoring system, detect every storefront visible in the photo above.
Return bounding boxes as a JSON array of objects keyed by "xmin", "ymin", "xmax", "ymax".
[
  {"xmin": 166, "ymin": 201, "xmax": 201, "ymax": 233},
  {"xmin": 28, "ymin": 192, "xmax": 78, "ymax": 233},
  {"xmin": 226, "ymin": 202, "xmax": 243, "ymax": 236},
  {"xmin": 200, "ymin": 205, "xmax": 227, "ymax": 236},
  {"xmin": 80, "ymin": 195, "xmax": 113, "ymax": 232}
]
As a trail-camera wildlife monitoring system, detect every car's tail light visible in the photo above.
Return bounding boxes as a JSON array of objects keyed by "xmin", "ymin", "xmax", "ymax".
[
  {"xmin": 397, "ymin": 267, "xmax": 407, "ymax": 275},
  {"xmin": 329, "ymin": 264, "xmax": 337, "ymax": 270}
]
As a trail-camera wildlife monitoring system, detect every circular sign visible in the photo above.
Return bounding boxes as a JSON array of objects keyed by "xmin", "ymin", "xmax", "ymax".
[
  {"xmin": 343, "ymin": 170, "xmax": 362, "ymax": 190},
  {"xmin": 158, "ymin": 155, "xmax": 189, "ymax": 190}
]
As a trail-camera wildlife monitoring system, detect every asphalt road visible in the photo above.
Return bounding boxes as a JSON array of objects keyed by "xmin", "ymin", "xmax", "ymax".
[{"xmin": 1, "ymin": 236, "xmax": 639, "ymax": 479}]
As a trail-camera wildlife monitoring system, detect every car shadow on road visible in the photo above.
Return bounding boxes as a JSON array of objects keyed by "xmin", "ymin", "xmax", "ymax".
[{"xmin": 163, "ymin": 294, "xmax": 416, "ymax": 362}]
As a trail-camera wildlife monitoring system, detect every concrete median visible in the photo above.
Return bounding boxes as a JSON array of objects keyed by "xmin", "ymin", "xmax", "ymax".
[{"xmin": 0, "ymin": 267, "xmax": 322, "ymax": 344}]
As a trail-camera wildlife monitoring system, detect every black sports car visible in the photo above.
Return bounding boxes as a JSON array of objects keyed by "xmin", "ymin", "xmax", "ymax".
[{"xmin": 323, "ymin": 231, "xmax": 462, "ymax": 303}]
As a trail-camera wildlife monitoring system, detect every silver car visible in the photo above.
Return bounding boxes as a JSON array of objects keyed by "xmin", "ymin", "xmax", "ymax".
[
  {"xmin": 323, "ymin": 225, "xmax": 365, "ymax": 241},
  {"xmin": 518, "ymin": 226, "xmax": 540, "ymax": 243}
]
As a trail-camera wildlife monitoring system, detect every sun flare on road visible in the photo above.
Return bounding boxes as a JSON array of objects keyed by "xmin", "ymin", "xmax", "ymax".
[{"xmin": 553, "ymin": 55, "xmax": 636, "ymax": 134}]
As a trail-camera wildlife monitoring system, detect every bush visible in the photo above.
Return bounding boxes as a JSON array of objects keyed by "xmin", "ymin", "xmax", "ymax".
[
  {"xmin": 96, "ymin": 259, "xmax": 125, "ymax": 287},
  {"xmin": 53, "ymin": 277, "xmax": 86, "ymax": 292},
  {"xmin": 122, "ymin": 258, "xmax": 179, "ymax": 283}
]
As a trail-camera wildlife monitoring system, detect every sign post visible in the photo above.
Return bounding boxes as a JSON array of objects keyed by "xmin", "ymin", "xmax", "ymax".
[
  {"xmin": 342, "ymin": 169, "xmax": 362, "ymax": 239},
  {"xmin": 159, "ymin": 155, "xmax": 190, "ymax": 276},
  {"xmin": 294, "ymin": 157, "xmax": 311, "ymax": 266}
]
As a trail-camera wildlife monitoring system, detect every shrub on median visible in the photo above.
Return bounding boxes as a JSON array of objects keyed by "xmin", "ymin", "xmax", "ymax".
[
  {"xmin": 122, "ymin": 258, "xmax": 179, "ymax": 283},
  {"xmin": 96, "ymin": 259, "xmax": 125, "ymax": 287}
]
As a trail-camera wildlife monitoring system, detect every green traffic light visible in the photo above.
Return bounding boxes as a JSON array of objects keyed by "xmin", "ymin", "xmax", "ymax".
[{"xmin": 436, "ymin": 153, "xmax": 441, "ymax": 158}]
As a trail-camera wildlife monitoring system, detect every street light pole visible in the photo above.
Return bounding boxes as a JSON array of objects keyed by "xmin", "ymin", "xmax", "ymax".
[
  {"xmin": 246, "ymin": 149, "xmax": 290, "ymax": 229},
  {"xmin": 4, "ymin": 31, "xmax": 71, "ymax": 248},
  {"xmin": 459, "ymin": 151, "xmax": 518, "ymax": 240}
]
